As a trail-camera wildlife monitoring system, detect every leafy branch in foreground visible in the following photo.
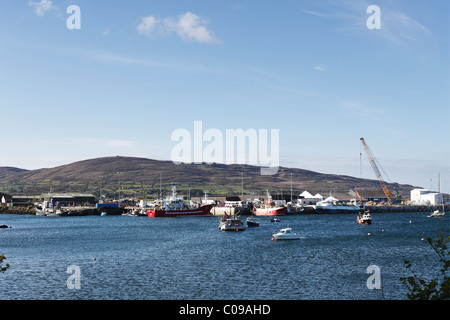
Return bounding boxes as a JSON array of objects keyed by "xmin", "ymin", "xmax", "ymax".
[
  {"xmin": 400, "ymin": 234, "xmax": 450, "ymax": 300},
  {"xmin": 1, "ymin": 253, "xmax": 10, "ymax": 273}
]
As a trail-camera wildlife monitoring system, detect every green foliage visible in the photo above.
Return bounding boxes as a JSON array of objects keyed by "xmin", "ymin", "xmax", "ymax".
[
  {"xmin": 1, "ymin": 253, "xmax": 10, "ymax": 273},
  {"xmin": 401, "ymin": 234, "xmax": 450, "ymax": 300}
]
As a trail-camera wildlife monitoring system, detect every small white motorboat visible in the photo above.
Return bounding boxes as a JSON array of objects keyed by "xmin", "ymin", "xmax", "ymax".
[{"xmin": 272, "ymin": 228, "xmax": 300, "ymax": 241}]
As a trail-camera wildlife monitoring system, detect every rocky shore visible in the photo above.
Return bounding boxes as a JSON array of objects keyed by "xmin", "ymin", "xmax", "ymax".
[{"xmin": 0, "ymin": 205, "xmax": 125, "ymax": 216}]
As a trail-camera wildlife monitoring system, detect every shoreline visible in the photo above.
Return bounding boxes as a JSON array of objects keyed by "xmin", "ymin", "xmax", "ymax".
[{"xmin": 0, "ymin": 204, "xmax": 446, "ymax": 216}]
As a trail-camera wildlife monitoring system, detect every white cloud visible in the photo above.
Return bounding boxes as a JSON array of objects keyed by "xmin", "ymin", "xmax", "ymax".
[
  {"xmin": 137, "ymin": 11, "xmax": 220, "ymax": 43},
  {"xmin": 137, "ymin": 16, "xmax": 161, "ymax": 37},
  {"xmin": 173, "ymin": 11, "xmax": 219, "ymax": 43},
  {"xmin": 29, "ymin": 0, "xmax": 55, "ymax": 16},
  {"xmin": 314, "ymin": 65, "xmax": 325, "ymax": 72}
]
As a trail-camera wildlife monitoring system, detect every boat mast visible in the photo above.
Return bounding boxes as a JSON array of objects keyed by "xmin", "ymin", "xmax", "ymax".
[
  {"xmin": 438, "ymin": 173, "xmax": 444, "ymax": 211},
  {"xmin": 290, "ymin": 173, "xmax": 293, "ymax": 204}
]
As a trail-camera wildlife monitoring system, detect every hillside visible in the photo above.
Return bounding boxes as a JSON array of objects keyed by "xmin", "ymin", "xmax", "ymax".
[{"xmin": 0, "ymin": 156, "xmax": 418, "ymax": 198}]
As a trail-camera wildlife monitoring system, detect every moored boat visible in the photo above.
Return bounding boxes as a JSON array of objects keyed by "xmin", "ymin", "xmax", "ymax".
[
  {"xmin": 219, "ymin": 214, "xmax": 246, "ymax": 231},
  {"xmin": 246, "ymin": 217, "xmax": 260, "ymax": 227},
  {"xmin": 147, "ymin": 186, "xmax": 214, "ymax": 217},
  {"xmin": 427, "ymin": 173, "xmax": 445, "ymax": 218},
  {"xmin": 357, "ymin": 210, "xmax": 372, "ymax": 225},
  {"xmin": 313, "ymin": 197, "xmax": 360, "ymax": 214},
  {"xmin": 253, "ymin": 190, "xmax": 286, "ymax": 216},
  {"xmin": 254, "ymin": 206, "xmax": 286, "ymax": 216},
  {"xmin": 286, "ymin": 200, "xmax": 304, "ymax": 214}
]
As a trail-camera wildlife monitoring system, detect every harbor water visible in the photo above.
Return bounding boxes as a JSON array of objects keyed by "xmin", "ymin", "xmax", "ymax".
[{"xmin": 0, "ymin": 212, "xmax": 448, "ymax": 300}]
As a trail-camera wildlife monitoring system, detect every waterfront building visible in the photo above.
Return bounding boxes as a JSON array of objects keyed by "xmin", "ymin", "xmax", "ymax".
[{"xmin": 410, "ymin": 188, "xmax": 441, "ymax": 205}]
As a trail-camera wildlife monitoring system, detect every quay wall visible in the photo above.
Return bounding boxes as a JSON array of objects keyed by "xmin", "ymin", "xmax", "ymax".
[
  {"xmin": 365, "ymin": 204, "xmax": 449, "ymax": 213},
  {"xmin": 0, "ymin": 205, "xmax": 124, "ymax": 216}
]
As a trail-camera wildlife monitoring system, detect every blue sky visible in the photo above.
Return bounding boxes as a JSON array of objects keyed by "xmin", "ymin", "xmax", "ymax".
[{"xmin": 0, "ymin": 0, "xmax": 449, "ymax": 193}]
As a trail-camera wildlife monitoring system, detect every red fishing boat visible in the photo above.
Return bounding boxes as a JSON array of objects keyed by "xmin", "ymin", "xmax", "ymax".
[
  {"xmin": 253, "ymin": 206, "xmax": 286, "ymax": 216},
  {"xmin": 147, "ymin": 204, "xmax": 214, "ymax": 217},
  {"xmin": 146, "ymin": 186, "xmax": 214, "ymax": 217},
  {"xmin": 253, "ymin": 190, "xmax": 286, "ymax": 216}
]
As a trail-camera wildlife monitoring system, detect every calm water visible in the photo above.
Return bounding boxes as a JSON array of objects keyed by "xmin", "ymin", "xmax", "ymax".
[{"xmin": 0, "ymin": 212, "xmax": 448, "ymax": 300}]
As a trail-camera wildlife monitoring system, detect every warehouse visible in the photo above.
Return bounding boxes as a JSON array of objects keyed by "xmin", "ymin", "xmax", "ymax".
[
  {"xmin": 410, "ymin": 189, "xmax": 441, "ymax": 205},
  {"xmin": 41, "ymin": 193, "xmax": 96, "ymax": 206}
]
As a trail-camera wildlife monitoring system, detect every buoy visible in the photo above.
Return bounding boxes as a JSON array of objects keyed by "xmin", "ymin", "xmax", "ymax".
[
  {"xmin": 368, "ymin": 233, "xmax": 371, "ymax": 236},
  {"xmin": 409, "ymin": 221, "xmax": 412, "ymax": 223},
  {"xmin": 93, "ymin": 258, "xmax": 96, "ymax": 261},
  {"xmin": 421, "ymin": 238, "xmax": 424, "ymax": 241},
  {"xmin": 272, "ymin": 237, "xmax": 275, "ymax": 241},
  {"xmin": 382, "ymin": 229, "xmax": 384, "ymax": 232}
]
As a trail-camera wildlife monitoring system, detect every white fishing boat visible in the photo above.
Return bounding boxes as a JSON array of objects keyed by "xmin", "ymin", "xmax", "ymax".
[
  {"xmin": 313, "ymin": 196, "xmax": 360, "ymax": 214},
  {"xmin": 286, "ymin": 200, "xmax": 304, "ymax": 214},
  {"xmin": 428, "ymin": 174, "xmax": 445, "ymax": 218},
  {"xmin": 357, "ymin": 209, "xmax": 372, "ymax": 225},
  {"xmin": 35, "ymin": 200, "xmax": 66, "ymax": 217},
  {"xmin": 272, "ymin": 228, "xmax": 300, "ymax": 240},
  {"xmin": 219, "ymin": 213, "xmax": 246, "ymax": 231}
]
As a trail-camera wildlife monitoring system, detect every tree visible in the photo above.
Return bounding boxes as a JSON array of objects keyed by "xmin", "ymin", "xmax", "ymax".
[
  {"xmin": 1, "ymin": 253, "xmax": 10, "ymax": 273},
  {"xmin": 401, "ymin": 234, "xmax": 450, "ymax": 300}
]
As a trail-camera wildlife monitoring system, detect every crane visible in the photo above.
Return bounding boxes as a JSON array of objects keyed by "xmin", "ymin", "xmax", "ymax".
[{"xmin": 360, "ymin": 137, "xmax": 394, "ymax": 203}]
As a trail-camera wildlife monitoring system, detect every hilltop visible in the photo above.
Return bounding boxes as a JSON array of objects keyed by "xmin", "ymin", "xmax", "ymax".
[{"xmin": 0, "ymin": 156, "xmax": 417, "ymax": 198}]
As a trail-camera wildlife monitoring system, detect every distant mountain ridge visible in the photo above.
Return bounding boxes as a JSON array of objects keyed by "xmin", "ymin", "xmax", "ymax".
[{"xmin": 0, "ymin": 156, "xmax": 418, "ymax": 197}]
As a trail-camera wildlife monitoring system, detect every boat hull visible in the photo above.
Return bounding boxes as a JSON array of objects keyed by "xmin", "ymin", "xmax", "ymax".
[
  {"xmin": 253, "ymin": 207, "xmax": 286, "ymax": 216},
  {"xmin": 246, "ymin": 220, "xmax": 260, "ymax": 227},
  {"xmin": 273, "ymin": 235, "xmax": 300, "ymax": 240},
  {"xmin": 219, "ymin": 223, "xmax": 246, "ymax": 231},
  {"xmin": 147, "ymin": 204, "xmax": 214, "ymax": 217},
  {"xmin": 314, "ymin": 206, "xmax": 360, "ymax": 214}
]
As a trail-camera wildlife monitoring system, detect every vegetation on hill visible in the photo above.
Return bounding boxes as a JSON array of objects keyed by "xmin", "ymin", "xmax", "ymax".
[{"xmin": 0, "ymin": 156, "xmax": 416, "ymax": 199}]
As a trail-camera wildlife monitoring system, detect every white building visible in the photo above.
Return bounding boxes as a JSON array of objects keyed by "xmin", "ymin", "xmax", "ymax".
[
  {"xmin": 297, "ymin": 191, "xmax": 323, "ymax": 206},
  {"xmin": 410, "ymin": 189, "xmax": 441, "ymax": 205}
]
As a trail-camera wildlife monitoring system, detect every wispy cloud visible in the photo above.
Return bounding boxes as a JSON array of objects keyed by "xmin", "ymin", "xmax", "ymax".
[
  {"xmin": 28, "ymin": 0, "xmax": 55, "ymax": 16},
  {"xmin": 314, "ymin": 64, "xmax": 326, "ymax": 72},
  {"xmin": 378, "ymin": 10, "xmax": 431, "ymax": 45},
  {"xmin": 137, "ymin": 11, "xmax": 221, "ymax": 44},
  {"xmin": 302, "ymin": 0, "xmax": 432, "ymax": 46}
]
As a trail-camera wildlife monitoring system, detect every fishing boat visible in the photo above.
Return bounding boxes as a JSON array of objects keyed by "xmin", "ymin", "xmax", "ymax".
[
  {"xmin": 147, "ymin": 186, "xmax": 214, "ymax": 217},
  {"xmin": 246, "ymin": 217, "xmax": 260, "ymax": 227},
  {"xmin": 313, "ymin": 197, "xmax": 360, "ymax": 214},
  {"xmin": 357, "ymin": 209, "xmax": 372, "ymax": 225},
  {"xmin": 286, "ymin": 202, "xmax": 304, "ymax": 214},
  {"xmin": 272, "ymin": 228, "xmax": 300, "ymax": 241},
  {"xmin": 219, "ymin": 213, "xmax": 246, "ymax": 231},
  {"xmin": 253, "ymin": 190, "xmax": 286, "ymax": 216},
  {"xmin": 35, "ymin": 201, "xmax": 68, "ymax": 217},
  {"xmin": 428, "ymin": 174, "xmax": 445, "ymax": 218}
]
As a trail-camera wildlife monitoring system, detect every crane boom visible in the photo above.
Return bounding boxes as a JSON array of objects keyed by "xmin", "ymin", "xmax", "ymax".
[{"xmin": 360, "ymin": 137, "xmax": 393, "ymax": 203}]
